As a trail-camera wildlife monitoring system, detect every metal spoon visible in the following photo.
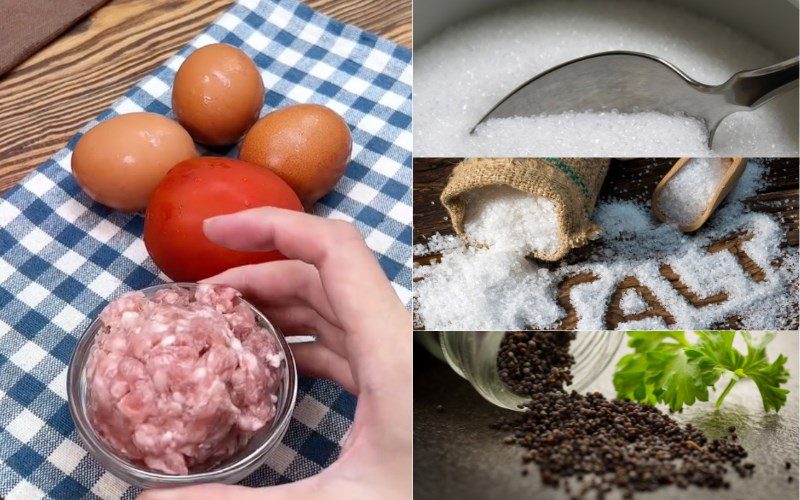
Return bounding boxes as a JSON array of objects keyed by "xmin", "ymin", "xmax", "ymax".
[
  {"xmin": 286, "ymin": 335, "xmax": 317, "ymax": 344},
  {"xmin": 652, "ymin": 157, "xmax": 748, "ymax": 232},
  {"xmin": 471, "ymin": 51, "xmax": 798, "ymax": 145}
]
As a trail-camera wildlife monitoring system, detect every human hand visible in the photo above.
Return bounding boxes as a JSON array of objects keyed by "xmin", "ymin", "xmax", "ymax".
[{"xmin": 138, "ymin": 207, "xmax": 412, "ymax": 500}]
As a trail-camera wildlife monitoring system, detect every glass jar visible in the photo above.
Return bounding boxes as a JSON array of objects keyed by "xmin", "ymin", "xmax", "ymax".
[
  {"xmin": 67, "ymin": 283, "xmax": 298, "ymax": 488},
  {"xmin": 423, "ymin": 331, "xmax": 624, "ymax": 410}
]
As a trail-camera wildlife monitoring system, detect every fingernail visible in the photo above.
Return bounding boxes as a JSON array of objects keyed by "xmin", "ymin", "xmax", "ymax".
[
  {"xmin": 203, "ymin": 215, "xmax": 230, "ymax": 235},
  {"xmin": 203, "ymin": 215, "xmax": 224, "ymax": 227}
]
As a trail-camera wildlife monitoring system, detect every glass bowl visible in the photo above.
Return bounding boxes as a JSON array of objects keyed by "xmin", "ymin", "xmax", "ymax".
[{"xmin": 67, "ymin": 283, "xmax": 298, "ymax": 489}]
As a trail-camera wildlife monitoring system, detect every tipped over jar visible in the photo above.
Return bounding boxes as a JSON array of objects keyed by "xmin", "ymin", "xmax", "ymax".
[{"xmin": 418, "ymin": 331, "xmax": 623, "ymax": 410}]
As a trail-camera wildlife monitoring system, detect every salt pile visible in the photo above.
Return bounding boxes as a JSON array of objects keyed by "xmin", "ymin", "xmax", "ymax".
[
  {"xmin": 619, "ymin": 289, "xmax": 648, "ymax": 316},
  {"xmin": 657, "ymin": 158, "xmax": 728, "ymax": 225},
  {"xmin": 414, "ymin": 161, "xmax": 798, "ymax": 330},
  {"xmin": 414, "ymin": 0, "xmax": 798, "ymax": 156},
  {"xmin": 463, "ymin": 185, "xmax": 560, "ymax": 256}
]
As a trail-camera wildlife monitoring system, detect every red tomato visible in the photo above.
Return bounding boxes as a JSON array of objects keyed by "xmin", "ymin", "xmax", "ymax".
[{"xmin": 144, "ymin": 157, "xmax": 303, "ymax": 282}]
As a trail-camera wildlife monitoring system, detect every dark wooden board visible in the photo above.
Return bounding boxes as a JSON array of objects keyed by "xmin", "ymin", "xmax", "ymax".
[{"xmin": 413, "ymin": 158, "xmax": 799, "ymax": 330}]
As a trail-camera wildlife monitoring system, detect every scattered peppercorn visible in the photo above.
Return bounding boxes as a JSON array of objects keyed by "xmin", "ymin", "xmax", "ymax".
[
  {"xmin": 492, "ymin": 332, "xmax": 755, "ymax": 498},
  {"xmin": 786, "ymin": 461, "xmax": 792, "ymax": 470},
  {"xmin": 496, "ymin": 331, "xmax": 575, "ymax": 396}
]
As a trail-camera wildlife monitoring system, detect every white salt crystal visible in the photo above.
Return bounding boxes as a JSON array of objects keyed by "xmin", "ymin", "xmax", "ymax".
[
  {"xmin": 666, "ymin": 247, "xmax": 739, "ymax": 299},
  {"xmin": 463, "ymin": 185, "xmax": 560, "ymax": 256},
  {"xmin": 617, "ymin": 317, "xmax": 669, "ymax": 330},
  {"xmin": 657, "ymin": 158, "xmax": 728, "ymax": 225},
  {"xmin": 413, "ymin": 233, "xmax": 462, "ymax": 256},
  {"xmin": 413, "ymin": 245, "xmax": 564, "ymax": 330},
  {"xmin": 619, "ymin": 289, "xmax": 648, "ymax": 315},
  {"xmin": 414, "ymin": 161, "xmax": 797, "ymax": 330},
  {"xmin": 414, "ymin": 0, "xmax": 798, "ymax": 156}
]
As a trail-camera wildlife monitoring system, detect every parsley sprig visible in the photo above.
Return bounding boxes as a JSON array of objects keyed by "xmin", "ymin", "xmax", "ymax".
[{"xmin": 614, "ymin": 331, "xmax": 790, "ymax": 412}]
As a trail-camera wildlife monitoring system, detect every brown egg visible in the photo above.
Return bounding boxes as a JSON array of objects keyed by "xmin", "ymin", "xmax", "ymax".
[
  {"xmin": 172, "ymin": 44, "xmax": 264, "ymax": 146},
  {"xmin": 71, "ymin": 113, "xmax": 197, "ymax": 212},
  {"xmin": 238, "ymin": 104, "xmax": 352, "ymax": 208}
]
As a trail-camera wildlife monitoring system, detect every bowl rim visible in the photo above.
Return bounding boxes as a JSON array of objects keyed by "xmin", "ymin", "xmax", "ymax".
[{"xmin": 66, "ymin": 282, "xmax": 298, "ymax": 486}]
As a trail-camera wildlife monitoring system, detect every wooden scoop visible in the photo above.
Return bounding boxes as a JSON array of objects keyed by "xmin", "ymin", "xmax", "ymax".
[{"xmin": 652, "ymin": 157, "xmax": 748, "ymax": 232}]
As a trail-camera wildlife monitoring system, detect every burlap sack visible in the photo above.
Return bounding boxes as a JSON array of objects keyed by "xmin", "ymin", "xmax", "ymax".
[{"xmin": 440, "ymin": 158, "xmax": 610, "ymax": 261}]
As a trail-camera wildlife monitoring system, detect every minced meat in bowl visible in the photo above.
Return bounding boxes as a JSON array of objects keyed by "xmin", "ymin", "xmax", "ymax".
[{"xmin": 67, "ymin": 283, "xmax": 297, "ymax": 488}]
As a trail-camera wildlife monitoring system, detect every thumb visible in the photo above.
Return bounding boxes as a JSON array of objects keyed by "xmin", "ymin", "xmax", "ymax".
[{"xmin": 137, "ymin": 481, "xmax": 315, "ymax": 500}]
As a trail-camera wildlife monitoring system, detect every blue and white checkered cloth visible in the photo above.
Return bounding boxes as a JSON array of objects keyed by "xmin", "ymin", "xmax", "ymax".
[{"xmin": 0, "ymin": 0, "xmax": 411, "ymax": 497}]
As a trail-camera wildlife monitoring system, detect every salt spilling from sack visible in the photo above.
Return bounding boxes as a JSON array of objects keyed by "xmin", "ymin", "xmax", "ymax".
[
  {"xmin": 414, "ymin": 161, "xmax": 798, "ymax": 330},
  {"xmin": 463, "ymin": 185, "xmax": 560, "ymax": 256},
  {"xmin": 414, "ymin": 0, "xmax": 798, "ymax": 156},
  {"xmin": 657, "ymin": 158, "xmax": 729, "ymax": 225}
]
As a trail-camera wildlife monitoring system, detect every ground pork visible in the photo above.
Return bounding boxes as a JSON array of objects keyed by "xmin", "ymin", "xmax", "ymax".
[{"xmin": 86, "ymin": 284, "xmax": 283, "ymax": 474}]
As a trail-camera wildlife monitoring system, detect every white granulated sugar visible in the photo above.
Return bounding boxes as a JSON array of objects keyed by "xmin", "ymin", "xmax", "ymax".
[
  {"xmin": 414, "ymin": 161, "xmax": 798, "ymax": 330},
  {"xmin": 414, "ymin": 0, "xmax": 798, "ymax": 156},
  {"xmin": 657, "ymin": 158, "xmax": 728, "ymax": 225},
  {"xmin": 472, "ymin": 112, "xmax": 712, "ymax": 157},
  {"xmin": 619, "ymin": 289, "xmax": 648, "ymax": 315},
  {"xmin": 463, "ymin": 185, "xmax": 560, "ymax": 256}
]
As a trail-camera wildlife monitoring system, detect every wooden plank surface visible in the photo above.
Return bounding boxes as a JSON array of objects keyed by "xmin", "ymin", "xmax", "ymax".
[
  {"xmin": 413, "ymin": 158, "xmax": 799, "ymax": 330},
  {"xmin": 0, "ymin": 0, "xmax": 411, "ymax": 193}
]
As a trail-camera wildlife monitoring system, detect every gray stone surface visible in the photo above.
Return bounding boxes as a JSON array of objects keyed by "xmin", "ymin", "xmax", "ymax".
[{"xmin": 413, "ymin": 332, "xmax": 799, "ymax": 500}]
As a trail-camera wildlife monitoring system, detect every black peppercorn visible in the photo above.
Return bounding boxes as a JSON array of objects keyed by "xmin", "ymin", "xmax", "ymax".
[{"xmin": 492, "ymin": 332, "xmax": 756, "ymax": 499}]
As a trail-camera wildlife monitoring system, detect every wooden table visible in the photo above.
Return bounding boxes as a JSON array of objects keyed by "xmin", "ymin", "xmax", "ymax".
[
  {"xmin": 414, "ymin": 158, "xmax": 799, "ymax": 330},
  {"xmin": 0, "ymin": 0, "xmax": 411, "ymax": 193}
]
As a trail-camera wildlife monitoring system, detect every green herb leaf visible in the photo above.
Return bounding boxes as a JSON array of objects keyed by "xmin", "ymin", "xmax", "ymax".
[
  {"xmin": 614, "ymin": 331, "xmax": 789, "ymax": 413},
  {"xmin": 614, "ymin": 331, "xmax": 715, "ymax": 412},
  {"xmin": 739, "ymin": 332, "xmax": 790, "ymax": 412}
]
